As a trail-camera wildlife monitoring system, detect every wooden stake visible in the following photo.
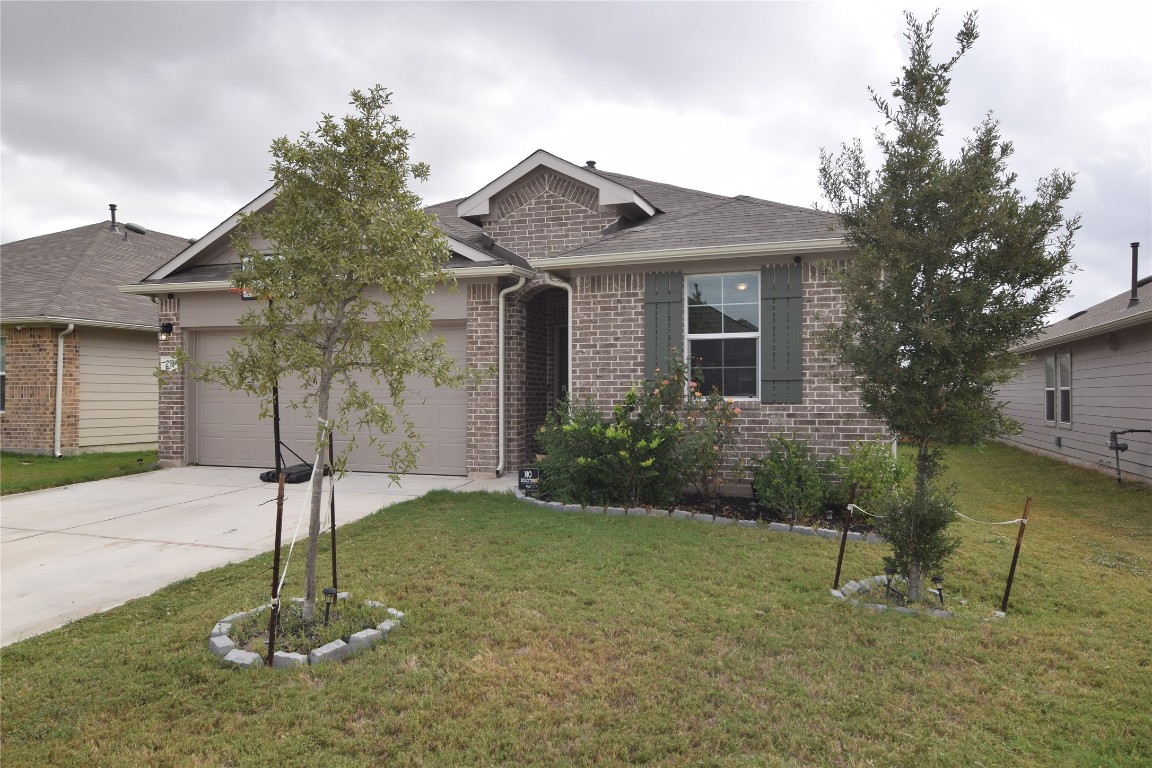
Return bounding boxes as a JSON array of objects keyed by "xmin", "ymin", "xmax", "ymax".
[
  {"xmin": 267, "ymin": 472, "xmax": 286, "ymax": 667},
  {"xmin": 1000, "ymin": 497, "xmax": 1031, "ymax": 613},
  {"xmin": 833, "ymin": 484, "xmax": 858, "ymax": 590}
]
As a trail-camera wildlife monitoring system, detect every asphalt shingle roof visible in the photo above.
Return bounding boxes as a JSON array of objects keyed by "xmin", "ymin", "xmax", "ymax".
[
  {"xmin": 424, "ymin": 165, "xmax": 842, "ymax": 262},
  {"xmin": 1024, "ymin": 276, "xmax": 1152, "ymax": 348},
  {"xmin": 2, "ymin": 222, "xmax": 189, "ymax": 327}
]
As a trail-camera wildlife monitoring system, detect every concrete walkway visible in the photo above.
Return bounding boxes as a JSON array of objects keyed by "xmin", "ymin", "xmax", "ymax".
[{"xmin": 0, "ymin": 466, "xmax": 514, "ymax": 646}]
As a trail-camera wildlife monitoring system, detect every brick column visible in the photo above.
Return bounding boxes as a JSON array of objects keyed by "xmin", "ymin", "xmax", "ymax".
[
  {"xmin": 157, "ymin": 296, "xmax": 187, "ymax": 467},
  {"xmin": 466, "ymin": 282, "xmax": 499, "ymax": 475}
]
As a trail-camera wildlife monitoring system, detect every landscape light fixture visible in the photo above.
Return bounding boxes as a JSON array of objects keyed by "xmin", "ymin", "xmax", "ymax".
[
  {"xmin": 159, "ymin": 323, "xmax": 174, "ymax": 341},
  {"xmin": 323, "ymin": 586, "xmax": 338, "ymax": 626},
  {"xmin": 931, "ymin": 574, "xmax": 945, "ymax": 608}
]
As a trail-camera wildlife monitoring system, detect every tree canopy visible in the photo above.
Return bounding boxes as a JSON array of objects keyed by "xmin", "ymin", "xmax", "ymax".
[
  {"xmin": 818, "ymin": 11, "xmax": 1079, "ymax": 597},
  {"xmin": 192, "ymin": 85, "xmax": 461, "ymax": 617}
]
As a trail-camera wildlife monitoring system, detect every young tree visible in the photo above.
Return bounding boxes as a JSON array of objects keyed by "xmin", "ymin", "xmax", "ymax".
[
  {"xmin": 818, "ymin": 12, "xmax": 1079, "ymax": 599},
  {"xmin": 193, "ymin": 86, "xmax": 460, "ymax": 620}
]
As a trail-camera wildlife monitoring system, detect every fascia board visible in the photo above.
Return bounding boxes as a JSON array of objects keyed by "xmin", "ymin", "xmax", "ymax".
[
  {"xmin": 447, "ymin": 236, "xmax": 496, "ymax": 263},
  {"xmin": 1014, "ymin": 307, "xmax": 1152, "ymax": 353},
  {"xmin": 451, "ymin": 265, "xmax": 535, "ymax": 279},
  {"xmin": 0, "ymin": 316, "xmax": 158, "ymax": 332},
  {"xmin": 147, "ymin": 187, "xmax": 277, "ymax": 280},
  {"xmin": 120, "ymin": 264, "xmax": 536, "ymax": 295},
  {"xmin": 119, "ymin": 281, "xmax": 231, "ymax": 295},
  {"xmin": 530, "ymin": 238, "xmax": 849, "ymax": 271},
  {"xmin": 457, "ymin": 150, "xmax": 655, "ymax": 220}
]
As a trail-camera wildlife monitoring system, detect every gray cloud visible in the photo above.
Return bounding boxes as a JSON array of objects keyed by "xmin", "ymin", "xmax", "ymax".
[{"xmin": 2, "ymin": 1, "xmax": 1148, "ymax": 318}]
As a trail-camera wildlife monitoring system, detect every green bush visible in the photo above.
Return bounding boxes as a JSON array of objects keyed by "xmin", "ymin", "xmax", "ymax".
[
  {"xmin": 751, "ymin": 436, "xmax": 835, "ymax": 524},
  {"xmin": 535, "ymin": 357, "xmax": 740, "ymax": 508},
  {"xmin": 832, "ymin": 440, "xmax": 913, "ymax": 510},
  {"xmin": 874, "ymin": 482, "xmax": 961, "ymax": 599}
]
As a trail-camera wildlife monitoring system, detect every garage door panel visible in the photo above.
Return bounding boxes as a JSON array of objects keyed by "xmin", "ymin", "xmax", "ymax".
[{"xmin": 192, "ymin": 325, "xmax": 467, "ymax": 475}]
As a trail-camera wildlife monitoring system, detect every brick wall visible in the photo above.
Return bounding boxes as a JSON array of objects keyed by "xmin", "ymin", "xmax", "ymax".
[
  {"xmin": 562, "ymin": 265, "xmax": 886, "ymax": 472},
  {"xmin": 157, "ymin": 297, "xmax": 186, "ymax": 466},
  {"xmin": 466, "ymin": 282, "xmax": 499, "ymax": 474},
  {"xmin": 0, "ymin": 325, "xmax": 79, "ymax": 454},
  {"xmin": 571, "ymin": 272, "xmax": 646, "ymax": 407},
  {"xmin": 483, "ymin": 169, "xmax": 619, "ymax": 260}
]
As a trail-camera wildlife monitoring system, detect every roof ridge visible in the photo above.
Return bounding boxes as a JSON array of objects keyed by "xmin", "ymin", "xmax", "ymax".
[
  {"xmin": 41, "ymin": 224, "xmax": 109, "ymax": 318},
  {"xmin": 550, "ymin": 196, "xmax": 737, "ymax": 257},
  {"xmin": 592, "ymin": 169, "xmax": 728, "ymax": 202}
]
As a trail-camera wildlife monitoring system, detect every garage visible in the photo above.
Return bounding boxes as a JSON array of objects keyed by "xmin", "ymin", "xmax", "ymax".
[{"xmin": 189, "ymin": 324, "xmax": 468, "ymax": 475}]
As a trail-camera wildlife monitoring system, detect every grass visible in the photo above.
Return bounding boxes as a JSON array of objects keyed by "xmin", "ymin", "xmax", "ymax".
[
  {"xmin": 0, "ymin": 449, "xmax": 158, "ymax": 495},
  {"xmin": 1, "ymin": 442, "xmax": 1149, "ymax": 766}
]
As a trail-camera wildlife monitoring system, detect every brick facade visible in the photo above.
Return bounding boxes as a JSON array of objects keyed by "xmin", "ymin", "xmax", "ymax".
[
  {"xmin": 157, "ymin": 296, "xmax": 186, "ymax": 467},
  {"xmin": 482, "ymin": 169, "xmax": 619, "ymax": 260},
  {"xmin": 465, "ymin": 282, "xmax": 499, "ymax": 474},
  {"xmin": 0, "ymin": 325, "xmax": 80, "ymax": 454}
]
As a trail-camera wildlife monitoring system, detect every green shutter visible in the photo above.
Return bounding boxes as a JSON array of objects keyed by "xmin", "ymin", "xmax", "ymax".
[
  {"xmin": 760, "ymin": 265, "xmax": 802, "ymax": 404},
  {"xmin": 644, "ymin": 272, "xmax": 683, "ymax": 379}
]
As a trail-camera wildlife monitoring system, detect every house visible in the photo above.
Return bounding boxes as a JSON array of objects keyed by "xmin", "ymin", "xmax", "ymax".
[
  {"xmin": 0, "ymin": 209, "xmax": 189, "ymax": 455},
  {"xmin": 124, "ymin": 150, "xmax": 886, "ymax": 475},
  {"xmin": 998, "ymin": 246, "xmax": 1152, "ymax": 483}
]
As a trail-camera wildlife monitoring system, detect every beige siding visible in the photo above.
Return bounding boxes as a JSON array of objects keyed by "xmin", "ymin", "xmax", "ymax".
[
  {"xmin": 78, "ymin": 328, "xmax": 159, "ymax": 449},
  {"xmin": 1000, "ymin": 323, "xmax": 1152, "ymax": 483}
]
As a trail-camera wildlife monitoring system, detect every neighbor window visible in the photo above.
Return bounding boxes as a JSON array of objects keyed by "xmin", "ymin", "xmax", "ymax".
[
  {"xmin": 1044, "ymin": 356, "xmax": 1056, "ymax": 422},
  {"xmin": 1045, "ymin": 352, "xmax": 1071, "ymax": 425},
  {"xmin": 0, "ymin": 333, "xmax": 6, "ymax": 412},
  {"xmin": 1057, "ymin": 351, "xmax": 1071, "ymax": 425},
  {"xmin": 685, "ymin": 273, "xmax": 759, "ymax": 398}
]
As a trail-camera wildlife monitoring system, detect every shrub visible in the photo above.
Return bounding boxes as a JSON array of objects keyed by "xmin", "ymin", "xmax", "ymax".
[
  {"xmin": 751, "ymin": 436, "xmax": 835, "ymax": 524},
  {"xmin": 874, "ymin": 482, "xmax": 961, "ymax": 600},
  {"xmin": 535, "ymin": 356, "xmax": 741, "ymax": 508},
  {"xmin": 832, "ymin": 440, "xmax": 913, "ymax": 510},
  {"xmin": 679, "ymin": 380, "xmax": 742, "ymax": 501}
]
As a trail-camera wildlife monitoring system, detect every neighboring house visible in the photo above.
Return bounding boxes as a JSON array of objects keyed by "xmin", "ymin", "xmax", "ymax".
[
  {"xmin": 998, "ymin": 258, "xmax": 1152, "ymax": 484},
  {"xmin": 0, "ymin": 211, "xmax": 188, "ymax": 455},
  {"xmin": 125, "ymin": 150, "xmax": 886, "ymax": 475}
]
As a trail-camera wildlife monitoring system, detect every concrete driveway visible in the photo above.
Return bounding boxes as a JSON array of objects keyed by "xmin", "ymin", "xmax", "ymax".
[{"xmin": 1, "ymin": 466, "xmax": 513, "ymax": 646}]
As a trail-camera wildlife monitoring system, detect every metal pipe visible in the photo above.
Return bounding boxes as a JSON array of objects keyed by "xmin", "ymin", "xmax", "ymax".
[
  {"xmin": 329, "ymin": 435, "xmax": 337, "ymax": 591},
  {"xmin": 1129, "ymin": 242, "xmax": 1141, "ymax": 308},
  {"xmin": 495, "ymin": 276, "xmax": 527, "ymax": 477},
  {"xmin": 54, "ymin": 324, "xmax": 75, "ymax": 457}
]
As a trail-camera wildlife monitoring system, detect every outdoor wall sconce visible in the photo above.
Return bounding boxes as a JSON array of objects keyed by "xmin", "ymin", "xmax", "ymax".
[{"xmin": 158, "ymin": 323, "xmax": 174, "ymax": 341}]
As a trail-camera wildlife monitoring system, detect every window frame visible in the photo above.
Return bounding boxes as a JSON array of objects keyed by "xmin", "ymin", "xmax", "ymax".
[
  {"xmin": 683, "ymin": 271, "xmax": 760, "ymax": 400},
  {"xmin": 0, "ymin": 332, "xmax": 6, "ymax": 413},
  {"xmin": 1043, "ymin": 355, "xmax": 1056, "ymax": 423},
  {"xmin": 1057, "ymin": 350, "xmax": 1072, "ymax": 426}
]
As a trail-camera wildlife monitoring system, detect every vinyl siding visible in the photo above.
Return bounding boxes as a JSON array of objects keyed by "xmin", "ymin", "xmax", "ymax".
[
  {"xmin": 78, "ymin": 328, "xmax": 159, "ymax": 449},
  {"xmin": 999, "ymin": 323, "xmax": 1152, "ymax": 482}
]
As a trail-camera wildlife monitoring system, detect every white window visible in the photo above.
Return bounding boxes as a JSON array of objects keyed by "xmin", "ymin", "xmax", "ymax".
[
  {"xmin": 1045, "ymin": 352, "xmax": 1072, "ymax": 425},
  {"xmin": 1057, "ymin": 351, "xmax": 1071, "ymax": 425},
  {"xmin": 0, "ymin": 333, "xmax": 6, "ymax": 412},
  {"xmin": 685, "ymin": 272, "xmax": 759, "ymax": 398}
]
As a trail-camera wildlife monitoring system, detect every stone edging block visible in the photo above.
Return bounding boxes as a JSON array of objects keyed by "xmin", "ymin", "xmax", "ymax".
[
  {"xmin": 512, "ymin": 489, "xmax": 886, "ymax": 544},
  {"xmin": 830, "ymin": 576, "xmax": 953, "ymax": 619},
  {"xmin": 211, "ymin": 597, "xmax": 404, "ymax": 670}
]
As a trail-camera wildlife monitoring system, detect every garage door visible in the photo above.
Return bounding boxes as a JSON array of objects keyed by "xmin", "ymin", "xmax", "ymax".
[{"xmin": 191, "ymin": 324, "xmax": 467, "ymax": 475}]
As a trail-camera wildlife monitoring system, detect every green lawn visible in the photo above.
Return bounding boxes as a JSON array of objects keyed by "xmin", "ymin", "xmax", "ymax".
[
  {"xmin": 1, "ymin": 443, "xmax": 1149, "ymax": 766},
  {"xmin": 0, "ymin": 450, "xmax": 158, "ymax": 495}
]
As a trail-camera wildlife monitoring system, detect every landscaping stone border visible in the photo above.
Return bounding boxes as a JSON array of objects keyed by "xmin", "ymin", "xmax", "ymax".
[
  {"xmin": 513, "ymin": 488, "xmax": 885, "ymax": 544},
  {"xmin": 208, "ymin": 595, "xmax": 406, "ymax": 669},
  {"xmin": 830, "ymin": 575, "xmax": 953, "ymax": 619}
]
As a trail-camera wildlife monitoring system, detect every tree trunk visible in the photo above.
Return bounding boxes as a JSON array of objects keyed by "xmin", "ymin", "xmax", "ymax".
[
  {"xmin": 302, "ymin": 369, "xmax": 333, "ymax": 622},
  {"xmin": 906, "ymin": 436, "xmax": 931, "ymax": 603}
]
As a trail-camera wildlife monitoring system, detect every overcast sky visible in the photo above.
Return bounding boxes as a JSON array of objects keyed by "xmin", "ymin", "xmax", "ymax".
[{"xmin": 2, "ymin": 1, "xmax": 1149, "ymax": 319}]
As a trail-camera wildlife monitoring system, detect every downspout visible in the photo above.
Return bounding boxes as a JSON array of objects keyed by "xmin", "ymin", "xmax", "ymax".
[
  {"xmin": 54, "ymin": 323, "xmax": 76, "ymax": 457},
  {"xmin": 496, "ymin": 277, "xmax": 527, "ymax": 477},
  {"xmin": 544, "ymin": 272, "xmax": 574, "ymax": 399}
]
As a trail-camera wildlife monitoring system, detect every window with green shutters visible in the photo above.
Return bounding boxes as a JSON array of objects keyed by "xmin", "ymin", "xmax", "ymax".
[{"xmin": 644, "ymin": 265, "xmax": 802, "ymax": 404}]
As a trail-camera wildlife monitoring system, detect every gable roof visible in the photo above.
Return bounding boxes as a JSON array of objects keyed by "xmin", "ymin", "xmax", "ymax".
[
  {"xmin": 1, "ymin": 222, "xmax": 188, "ymax": 329},
  {"xmin": 133, "ymin": 150, "xmax": 847, "ymax": 290},
  {"xmin": 456, "ymin": 149, "xmax": 656, "ymax": 222},
  {"xmin": 1016, "ymin": 275, "xmax": 1152, "ymax": 353}
]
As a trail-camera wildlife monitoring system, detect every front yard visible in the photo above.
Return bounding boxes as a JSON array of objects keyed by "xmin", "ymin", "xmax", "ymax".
[
  {"xmin": 1, "ymin": 443, "xmax": 1148, "ymax": 766},
  {"xmin": 0, "ymin": 450, "xmax": 158, "ymax": 495}
]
